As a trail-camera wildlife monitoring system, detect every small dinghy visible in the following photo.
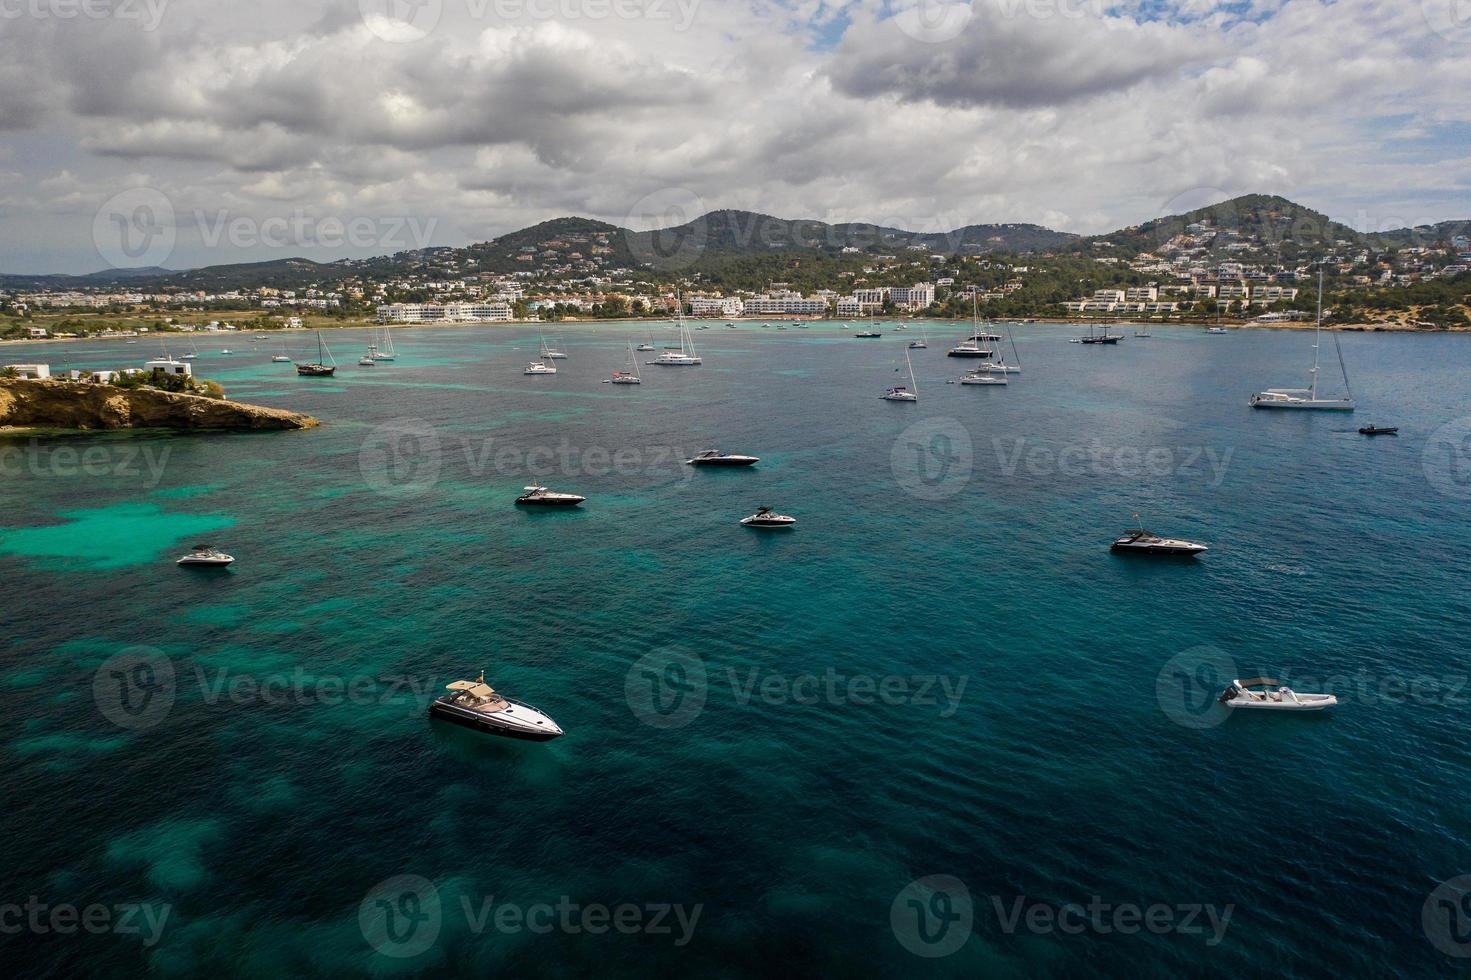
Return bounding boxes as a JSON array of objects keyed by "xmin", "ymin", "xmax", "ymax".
[
  {"xmin": 1219, "ymin": 678, "xmax": 1337, "ymax": 712},
  {"xmin": 1358, "ymin": 425, "xmax": 1398, "ymax": 436}
]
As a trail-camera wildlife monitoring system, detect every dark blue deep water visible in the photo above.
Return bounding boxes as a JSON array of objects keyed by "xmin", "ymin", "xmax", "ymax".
[{"xmin": 3, "ymin": 321, "xmax": 1470, "ymax": 977}]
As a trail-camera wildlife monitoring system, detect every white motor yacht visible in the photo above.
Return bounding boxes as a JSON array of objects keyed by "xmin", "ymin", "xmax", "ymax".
[
  {"xmin": 524, "ymin": 361, "xmax": 557, "ymax": 375},
  {"xmin": 429, "ymin": 673, "xmax": 565, "ymax": 741},
  {"xmin": 740, "ymin": 506, "xmax": 796, "ymax": 528},
  {"xmin": 686, "ymin": 450, "xmax": 760, "ymax": 466},
  {"xmin": 1219, "ymin": 678, "xmax": 1337, "ymax": 712},
  {"xmin": 271, "ymin": 354, "xmax": 291, "ymax": 363},
  {"xmin": 959, "ymin": 369, "xmax": 1007, "ymax": 386},
  {"xmin": 176, "ymin": 544, "xmax": 235, "ymax": 567},
  {"xmin": 515, "ymin": 485, "xmax": 586, "ymax": 506}
]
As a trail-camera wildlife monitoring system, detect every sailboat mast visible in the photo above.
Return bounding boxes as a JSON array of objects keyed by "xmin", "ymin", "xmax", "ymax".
[
  {"xmin": 906, "ymin": 346, "xmax": 917, "ymax": 395},
  {"xmin": 1311, "ymin": 266, "xmax": 1324, "ymax": 400}
]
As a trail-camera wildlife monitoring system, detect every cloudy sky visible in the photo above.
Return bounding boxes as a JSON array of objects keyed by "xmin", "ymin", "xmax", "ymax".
[{"xmin": 1, "ymin": 0, "xmax": 1469, "ymax": 273}]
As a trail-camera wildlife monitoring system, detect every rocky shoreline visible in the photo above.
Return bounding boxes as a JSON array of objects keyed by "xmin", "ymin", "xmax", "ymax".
[{"xmin": 0, "ymin": 379, "xmax": 318, "ymax": 431}]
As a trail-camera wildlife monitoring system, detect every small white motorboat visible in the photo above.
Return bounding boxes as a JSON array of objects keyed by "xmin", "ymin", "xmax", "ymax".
[
  {"xmin": 1219, "ymin": 678, "xmax": 1337, "ymax": 711},
  {"xmin": 429, "ymin": 672, "xmax": 564, "ymax": 741},
  {"xmin": 959, "ymin": 371, "xmax": 1007, "ymax": 386},
  {"xmin": 176, "ymin": 544, "xmax": 234, "ymax": 567},
  {"xmin": 271, "ymin": 355, "xmax": 291, "ymax": 363},
  {"xmin": 515, "ymin": 486, "xmax": 585, "ymax": 506},
  {"xmin": 740, "ymin": 506, "xmax": 796, "ymax": 528},
  {"xmin": 524, "ymin": 361, "xmax": 557, "ymax": 375}
]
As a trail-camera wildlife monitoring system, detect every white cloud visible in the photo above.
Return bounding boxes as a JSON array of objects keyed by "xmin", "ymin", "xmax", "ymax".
[{"xmin": 0, "ymin": 0, "xmax": 1468, "ymax": 272}]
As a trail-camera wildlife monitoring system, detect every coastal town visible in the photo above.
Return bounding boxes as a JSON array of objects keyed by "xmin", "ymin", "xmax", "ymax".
[{"xmin": 3, "ymin": 200, "xmax": 1469, "ymax": 342}]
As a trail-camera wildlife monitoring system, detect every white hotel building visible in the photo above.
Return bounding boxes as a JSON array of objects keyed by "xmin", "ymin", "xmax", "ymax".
[
  {"xmin": 376, "ymin": 302, "xmax": 512, "ymax": 323},
  {"xmin": 688, "ymin": 296, "xmax": 745, "ymax": 318},
  {"xmin": 742, "ymin": 292, "xmax": 829, "ymax": 315}
]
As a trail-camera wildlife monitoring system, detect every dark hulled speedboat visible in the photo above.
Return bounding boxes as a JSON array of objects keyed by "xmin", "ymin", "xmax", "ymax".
[
  {"xmin": 515, "ymin": 486, "xmax": 586, "ymax": 506},
  {"xmin": 429, "ymin": 673, "xmax": 564, "ymax": 741},
  {"xmin": 686, "ymin": 450, "xmax": 760, "ymax": 466}
]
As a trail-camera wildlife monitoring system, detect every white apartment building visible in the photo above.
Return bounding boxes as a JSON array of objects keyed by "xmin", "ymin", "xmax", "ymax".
[
  {"xmin": 1124, "ymin": 286, "xmax": 1159, "ymax": 302},
  {"xmin": 889, "ymin": 282, "xmax": 936, "ymax": 311},
  {"xmin": 1250, "ymin": 285, "xmax": 1299, "ymax": 305},
  {"xmin": 688, "ymin": 296, "xmax": 745, "ymax": 318},
  {"xmin": 376, "ymin": 302, "xmax": 512, "ymax": 323},
  {"xmin": 743, "ymin": 292, "xmax": 828, "ymax": 315}
]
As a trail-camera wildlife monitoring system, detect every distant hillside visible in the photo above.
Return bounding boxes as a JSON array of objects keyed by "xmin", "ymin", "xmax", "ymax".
[
  {"xmin": 7, "ymin": 196, "xmax": 1464, "ymax": 293},
  {"xmin": 1376, "ymin": 219, "xmax": 1471, "ymax": 248},
  {"xmin": 621, "ymin": 209, "xmax": 1075, "ymax": 269},
  {"xmin": 1074, "ymin": 194, "xmax": 1371, "ymax": 258}
]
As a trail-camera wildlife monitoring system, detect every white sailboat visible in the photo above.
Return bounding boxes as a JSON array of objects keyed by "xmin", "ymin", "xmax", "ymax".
[
  {"xmin": 908, "ymin": 323, "xmax": 928, "ymax": 349},
  {"xmin": 1249, "ymin": 268, "xmax": 1354, "ymax": 411},
  {"xmin": 372, "ymin": 326, "xmax": 396, "ymax": 360},
  {"xmin": 987, "ymin": 321, "xmax": 1023, "ymax": 373},
  {"xmin": 652, "ymin": 297, "xmax": 702, "ymax": 365},
  {"xmin": 881, "ymin": 347, "xmax": 919, "ymax": 401},
  {"xmin": 540, "ymin": 333, "xmax": 568, "ymax": 359},
  {"xmin": 606, "ymin": 341, "xmax": 643, "ymax": 384}
]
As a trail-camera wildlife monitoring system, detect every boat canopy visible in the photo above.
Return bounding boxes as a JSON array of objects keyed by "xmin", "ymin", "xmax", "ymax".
[{"xmin": 447, "ymin": 680, "xmax": 497, "ymax": 698}]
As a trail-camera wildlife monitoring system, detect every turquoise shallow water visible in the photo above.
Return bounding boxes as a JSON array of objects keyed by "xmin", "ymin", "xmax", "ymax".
[{"xmin": 3, "ymin": 321, "xmax": 1471, "ymax": 976}]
